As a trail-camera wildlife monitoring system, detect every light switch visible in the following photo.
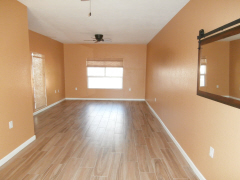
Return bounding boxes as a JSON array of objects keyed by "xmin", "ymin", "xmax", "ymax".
[
  {"xmin": 209, "ymin": 146, "xmax": 214, "ymax": 158},
  {"xmin": 9, "ymin": 121, "xmax": 13, "ymax": 129}
]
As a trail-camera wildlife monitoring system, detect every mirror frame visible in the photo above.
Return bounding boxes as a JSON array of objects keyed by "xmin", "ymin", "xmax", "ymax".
[{"xmin": 197, "ymin": 23, "xmax": 240, "ymax": 109}]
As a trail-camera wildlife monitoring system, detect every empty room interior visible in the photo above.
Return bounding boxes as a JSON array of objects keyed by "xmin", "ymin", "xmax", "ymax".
[{"xmin": 1, "ymin": 0, "xmax": 240, "ymax": 179}]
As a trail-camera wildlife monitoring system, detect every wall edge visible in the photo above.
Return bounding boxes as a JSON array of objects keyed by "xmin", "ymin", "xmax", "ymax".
[
  {"xmin": 33, "ymin": 98, "xmax": 65, "ymax": 116},
  {"xmin": 65, "ymin": 98, "xmax": 145, "ymax": 101}
]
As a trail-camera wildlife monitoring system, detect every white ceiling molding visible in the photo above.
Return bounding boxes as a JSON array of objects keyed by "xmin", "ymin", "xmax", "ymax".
[{"xmin": 18, "ymin": 0, "xmax": 189, "ymax": 44}]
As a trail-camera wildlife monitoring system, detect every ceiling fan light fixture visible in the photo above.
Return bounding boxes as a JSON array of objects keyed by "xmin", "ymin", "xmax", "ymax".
[
  {"xmin": 84, "ymin": 34, "xmax": 112, "ymax": 43},
  {"xmin": 95, "ymin": 34, "xmax": 103, "ymax": 40}
]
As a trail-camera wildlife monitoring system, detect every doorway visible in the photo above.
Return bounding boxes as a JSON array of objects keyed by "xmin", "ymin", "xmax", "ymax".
[{"xmin": 32, "ymin": 52, "xmax": 47, "ymax": 110}]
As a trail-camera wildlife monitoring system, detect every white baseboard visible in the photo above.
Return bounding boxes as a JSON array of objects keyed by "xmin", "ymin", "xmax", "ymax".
[
  {"xmin": 145, "ymin": 101, "xmax": 206, "ymax": 180},
  {"xmin": 0, "ymin": 135, "xmax": 36, "ymax": 167},
  {"xmin": 33, "ymin": 99, "xmax": 65, "ymax": 115},
  {"xmin": 33, "ymin": 98, "xmax": 145, "ymax": 115},
  {"xmin": 229, "ymin": 96, "xmax": 240, "ymax": 101},
  {"xmin": 65, "ymin": 98, "xmax": 145, "ymax": 101}
]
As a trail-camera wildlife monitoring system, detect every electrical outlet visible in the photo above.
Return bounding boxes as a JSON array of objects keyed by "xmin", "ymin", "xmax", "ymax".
[
  {"xmin": 58, "ymin": 89, "xmax": 59, "ymax": 93},
  {"xmin": 129, "ymin": 88, "xmax": 131, "ymax": 91},
  {"xmin": 155, "ymin": 98, "xmax": 156, "ymax": 102},
  {"xmin": 9, "ymin": 121, "xmax": 13, "ymax": 129},
  {"xmin": 209, "ymin": 146, "xmax": 214, "ymax": 158},
  {"xmin": 75, "ymin": 87, "xmax": 77, "ymax": 90},
  {"xmin": 216, "ymin": 85, "xmax": 219, "ymax": 88},
  {"xmin": 55, "ymin": 90, "xmax": 57, "ymax": 93}
]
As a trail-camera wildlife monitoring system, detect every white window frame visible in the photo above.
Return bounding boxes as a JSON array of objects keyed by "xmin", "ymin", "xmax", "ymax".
[
  {"xmin": 87, "ymin": 67, "xmax": 123, "ymax": 89},
  {"xmin": 200, "ymin": 64, "xmax": 207, "ymax": 87}
]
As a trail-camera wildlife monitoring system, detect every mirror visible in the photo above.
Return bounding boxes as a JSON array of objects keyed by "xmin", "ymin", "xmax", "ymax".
[{"xmin": 197, "ymin": 22, "xmax": 240, "ymax": 109}]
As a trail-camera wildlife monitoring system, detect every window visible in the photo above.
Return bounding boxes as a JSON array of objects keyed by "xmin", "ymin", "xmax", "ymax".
[
  {"xmin": 87, "ymin": 58, "xmax": 123, "ymax": 89},
  {"xmin": 200, "ymin": 58, "xmax": 207, "ymax": 87}
]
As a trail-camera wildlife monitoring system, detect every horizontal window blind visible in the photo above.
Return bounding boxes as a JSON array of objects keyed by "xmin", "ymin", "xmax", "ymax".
[
  {"xmin": 200, "ymin": 58, "xmax": 207, "ymax": 64},
  {"xmin": 32, "ymin": 52, "xmax": 45, "ymax": 58},
  {"xmin": 86, "ymin": 58, "xmax": 123, "ymax": 67}
]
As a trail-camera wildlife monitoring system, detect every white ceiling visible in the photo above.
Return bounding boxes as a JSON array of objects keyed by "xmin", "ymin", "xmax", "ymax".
[{"xmin": 18, "ymin": 0, "xmax": 189, "ymax": 44}]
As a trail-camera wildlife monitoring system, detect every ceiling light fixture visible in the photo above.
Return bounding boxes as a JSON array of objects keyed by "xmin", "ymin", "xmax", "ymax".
[
  {"xmin": 81, "ymin": 0, "xmax": 91, "ymax": 17},
  {"xmin": 89, "ymin": 0, "xmax": 91, "ymax": 17}
]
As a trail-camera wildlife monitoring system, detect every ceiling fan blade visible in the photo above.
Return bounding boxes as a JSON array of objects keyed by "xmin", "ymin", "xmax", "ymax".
[{"xmin": 95, "ymin": 41, "xmax": 99, "ymax": 43}]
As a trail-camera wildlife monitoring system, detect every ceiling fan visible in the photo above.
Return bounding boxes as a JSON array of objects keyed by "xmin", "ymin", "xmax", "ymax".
[{"xmin": 84, "ymin": 34, "xmax": 112, "ymax": 43}]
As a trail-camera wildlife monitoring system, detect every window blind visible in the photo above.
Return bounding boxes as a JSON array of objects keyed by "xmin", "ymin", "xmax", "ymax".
[
  {"xmin": 200, "ymin": 58, "xmax": 207, "ymax": 64},
  {"xmin": 86, "ymin": 58, "xmax": 123, "ymax": 67}
]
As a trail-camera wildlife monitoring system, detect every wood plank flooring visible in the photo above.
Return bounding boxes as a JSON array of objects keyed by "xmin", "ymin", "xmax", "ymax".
[{"xmin": 0, "ymin": 100, "xmax": 199, "ymax": 180}]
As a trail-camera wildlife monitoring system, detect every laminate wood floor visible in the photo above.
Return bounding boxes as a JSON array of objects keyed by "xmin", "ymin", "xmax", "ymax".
[{"xmin": 0, "ymin": 100, "xmax": 199, "ymax": 180}]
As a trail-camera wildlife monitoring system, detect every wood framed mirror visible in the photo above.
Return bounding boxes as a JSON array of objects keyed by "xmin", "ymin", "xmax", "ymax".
[{"xmin": 197, "ymin": 19, "xmax": 240, "ymax": 109}]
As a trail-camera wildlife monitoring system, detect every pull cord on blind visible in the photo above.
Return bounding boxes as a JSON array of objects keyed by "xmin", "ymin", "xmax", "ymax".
[{"xmin": 86, "ymin": 58, "xmax": 123, "ymax": 67}]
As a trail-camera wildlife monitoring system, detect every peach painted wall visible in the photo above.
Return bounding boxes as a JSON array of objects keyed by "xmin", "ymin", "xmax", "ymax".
[
  {"xmin": 29, "ymin": 30, "xmax": 65, "ymax": 109},
  {"xmin": 146, "ymin": 0, "xmax": 240, "ymax": 179},
  {"xmin": 64, "ymin": 44, "xmax": 146, "ymax": 99},
  {"xmin": 229, "ymin": 39, "xmax": 240, "ymax": 99},
  {"xmin": 200, "ymin": 41, "xmax": 230, "ymax": 96},
  {"xmin": 0, "ymin": 0, "xmax": 35, "ymax": 160}
]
